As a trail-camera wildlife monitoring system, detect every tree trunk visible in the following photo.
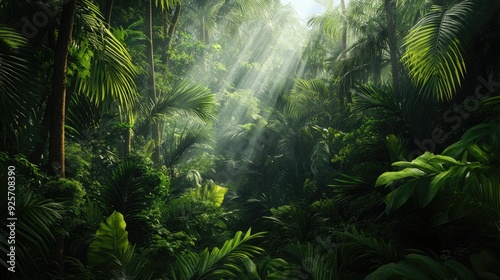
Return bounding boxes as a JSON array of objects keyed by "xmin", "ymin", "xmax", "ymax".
[
  {"xmin": 340, "ymin": 0, "xmax": 347, "ymax": 53},
  {"xmin": 145, "ymin": 0, "xmax": 160, "ymax": 163},
  {"xmin": 105, "ymin": 0, "xmax": 115, "ymax": 25},
  {"xmin": 162, "ymin": 3, "xmax": 181, "ymax": 64},
  {"xmin": 48, "ymin": 0, "xmax": 77, "ymax": 178},
  {"xmin": 124, "ymin": 115, "xmax": 132, "ymax": 156},
  {"xmin": 49, "ymin": 2, "xmax": 77, "ymax": 275},
  {"xmin": 384, "ymin": 0, "xmax": 400, "ymax": 97},
  {"xmin": 125, "ymin": 127, "xmax": 132, "ymax": 156}
]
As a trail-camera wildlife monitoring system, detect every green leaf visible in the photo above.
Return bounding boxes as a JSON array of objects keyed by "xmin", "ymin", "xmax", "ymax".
[
  {"xmin": 87, "ymin": 211, "xmax": 129, "ymax": 267},
  {"xmin": 470, "ymin": 250, "xmax": 500, "ymax": 279},
  {"xmin": 385, "ymin": 180, "xmax": 418, "ymax": 214},
  {"xmin": 402, "ymin": 1, "xmax": 478, "ymax": 100},
  {"xmin": 189, "ymin": 180, "xmax": 229, "ymax": 207},
  {"xmin": 172, "ymin": 229, "xmax": 265, "ymax": 280},
  {"xmin": 386, "ymin": 134, "xmax": 409, "ymax": 163},
  {"xmin": 376, "ymin": 168, "xmax": 426, "ymax": 187}
]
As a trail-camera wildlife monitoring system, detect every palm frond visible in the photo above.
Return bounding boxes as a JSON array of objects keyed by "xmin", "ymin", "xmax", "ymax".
[
  {"xmin": 103, "ymin": 161, "xmax": 153, "ymax": 224},
  {"xmin": 163, "ymin": 124, "xmax": 213, "ymax": 168},
  {"xmin": 365, "ymin": 253, "xmax": 476, "ymax": 280},
  {"xmin": 353, "ymin": 81, "xmax": 440, "ymax": 139},
  {"xmin": 353, "ymin": 83, "xmax": 401, "ymax": 114},
  {"xmin": 338, "ymin": 227, "xmax": 399, "ymax": 271},
  {"xmin": 0, "ymin": 25, "xmax": 31, "ymax": 148},
  {"xmin": 283, "ymin": 242, "xmax": 338, "ymax": 280},
  {"xmin": 307, "ymin": 7, "xmax": 343, "ymax": 40},
  {"xmin": 171, "ymin": 229, "xmax": 265, "ymax": 280},
  {"xmin": 66, "ymin": 95, "xmax": 103, "ymax": 142},
  {"xmin": 0, "ymin": 184, "xmax": 63, "ymax": 276},
  {"xmin": 155, "ymin": 0, "xmax": 179, "ymax": 11},
  {"xmin": 402, "ymin": 0, "xmax": 495, "ymax": 100},
  {"xmin": 155, "ymin": 81, "xmax": 216, "ymax": 124},
  {"xmin": 75, "ymin": 0, "xmax": 138, "ymax": 113}
]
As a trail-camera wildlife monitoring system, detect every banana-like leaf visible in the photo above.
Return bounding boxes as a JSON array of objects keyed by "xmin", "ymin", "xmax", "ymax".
[
  {"xmin": 87, "ymin": 212, "xmax": 152, "ymax": 279},
  {"xmin": 375, "ymin": 168, "xmax": 426, "ymax": 187},
  {"xmin": 386, "ymin": 134, "xmax": 409, "ymax": 163},
  {"xmin": 87, "ymin": 211, "xmax": 129, "ymax": 267},
  {"xmin": 188, "ymin": 180, "xmax": 229, "ymax": 207},
  {"xmin": 470, "ymin": 250, "xmax": 500, "ymax": 278}
]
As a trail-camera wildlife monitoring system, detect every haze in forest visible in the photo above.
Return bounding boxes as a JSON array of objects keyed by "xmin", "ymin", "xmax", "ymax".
[{"xmin": 1, "ymin": 0, "xmax": 500, "ymax": 279}]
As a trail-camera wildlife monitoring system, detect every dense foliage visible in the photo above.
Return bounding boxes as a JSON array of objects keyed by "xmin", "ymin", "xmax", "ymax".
[{"xmin": 1, "ymin": 0, "xmax": 499, "ymax": 279}]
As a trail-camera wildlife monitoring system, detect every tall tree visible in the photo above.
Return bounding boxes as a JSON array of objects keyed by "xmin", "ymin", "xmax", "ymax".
[
  {"xmin": 384, "ymin": 0, "xmax": 400, "ymax": 97},
  {"xmin": 162, "ymin": 2, "xmax": 182, "ymax": 64},
  {"xmin": 48, "ymin": 0, "xmax": 78, "ymax": 177},
  {"xmin": 145, "ymin": 0, "xmax": 162, "ymax": 163}
]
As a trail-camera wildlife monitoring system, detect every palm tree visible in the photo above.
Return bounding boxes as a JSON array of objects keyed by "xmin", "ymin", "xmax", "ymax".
[
  {"xmin": 7, "ymin": 0, "xmax": 138, "ymax": 175},
  {"xmin": 134, "ymin": 80, "xmax": 215, "ymax": 164}
]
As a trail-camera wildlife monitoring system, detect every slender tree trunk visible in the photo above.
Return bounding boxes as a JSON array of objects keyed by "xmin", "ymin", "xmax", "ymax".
[
  {"xmin": 373, "ymin": 55, "xmax": 382, "ymax": 84},
  {"xmin": 162, "ymin": 3, "xmax": 181, "ymax": 64},
  {"xmin": 49, "ymin": 0, "xmax": 77, "ymax": 178},
  {"xmin": 105, "ymin": 0, "xmax": 115, "ymax": 25},
  {"xmin": 340, "ymin": 0, "xmax": 347, "ymax": 53},
  {"xmin": 384, "ymin": 0, "xmax": 400, "ymax": 97},
  {"xmin": 124, "ymin": 118, "xmax": 132, "ymax": 156},
  {"xmin": 339, "ymin": 0, "xmax": 351, "ymax": 103},
  {"xmin": 145, "ymin": 0, "xmax": 160, "ymax": 163},
  {"xmin": 49, "ymin": 2, "xmax": 77, "ymax": 275}
]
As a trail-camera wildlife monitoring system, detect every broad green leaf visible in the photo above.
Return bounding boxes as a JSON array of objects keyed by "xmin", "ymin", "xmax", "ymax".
[
  {"xmin": 444, "ymin": 260, "xmax": 478, "ymax": 280},
  {"xmin": 376, "ymin": 168, "xmax": 426, "ymax": 187},
  {"xmin": 189, "ymin": 180, "xmax": 229, "ymax": 207},
  {"xmin": 470, "ymin": 250, "xmax": 500, "ymax": 279},
  {"xmin": 385, "ymin": 181, "xmax": 418, "ymax": 214},
  {"xmin": 386, "ymin": 134, "xmax": 409, "ymax": 163},
  {"xmin": 424, "ymin": 169, "xmax": 452, "ymax": 207},
  {"xmin": 428, "ymin": 155, "xmax": 461, "ymax": 166},
  {"xmin": 88, "ymin": 211, "xmax": 129, "ymax": 267},
  {"xmin": 467, "ymin": 143, "xmax": 492, "ymax": 163}
]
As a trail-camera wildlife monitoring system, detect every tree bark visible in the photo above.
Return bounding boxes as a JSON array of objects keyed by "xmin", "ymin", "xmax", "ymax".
[
  {"xmin": 384, "ymin": 0, "xmax": 400, "ymax": 97},
  {"xmin": 48, "ymin": 0, "xmax": 77, "ymax": 178},
  {"xmin": 48, "ymin": 2, "xmax": 77, "ymax": 275},
  {"xmin": 145, "ymin": 0, "xmax": 161, "ymax": 163}
]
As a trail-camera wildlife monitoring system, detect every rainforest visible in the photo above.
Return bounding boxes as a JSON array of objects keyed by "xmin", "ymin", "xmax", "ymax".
[{"xmin": 1, "ymin": 0, "xmax": 500, "ymax": 279}]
